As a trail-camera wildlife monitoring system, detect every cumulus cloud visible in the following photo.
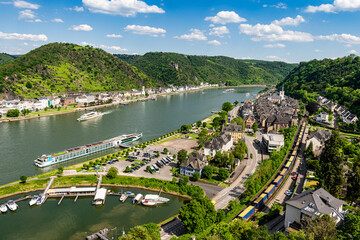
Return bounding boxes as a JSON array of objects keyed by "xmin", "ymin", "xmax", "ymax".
[
  {"xmin": 209, "ymin": 26, "xmax": 229, "ymax": 37},
  {"xmin": 106, "ymin": 33, "xmax": 123, "ymax": 38},
  {"xmin": 18, "ymin": 9, "xmax": 35, "ymax": 19},
  {"xmin": 208, "ymin": 40, "xmax": 221, "ymax": 46},
  {"xmin": 80, "ymin": 41, "xmax": 127, "ymax": 53},
  {"xmin": 305, "ymin": 0, "xmax": 360, "ymax": 13},
  {"xmin": 27, "ymin": 18, "xmax": 42, "ymax": 22},
  {"xmin": 82, "ymin": 0, "xmax": 165, "ymax": 17},
  {"xmin": 263, "ymin": 2, "xmax": 287, "ymax": 9},
  {"xmin": 205, "ymin": 11, "xmax": 246, "ymax": 24},
  {"xmin": 239, "ymin": 23, "xmax": 314, "ymax": 42},
  {"xmin": 68, "ymin": 24, "xmax": 93, "ymax": 31},
  {"xmin": 263, "ymin": 43, "xmax": 286, "ymax": 48},
  {"xmin": 316, "ymin": 33, "xmax": 360, "ymax": 44},
  {"xmin": 124, "ymin": 25, "xmax": 166, "ymax": 37},
  {"xmin": 14, "ymin": 0, "xmax": 40, "ymax": 9},
  {"xmin": 70, "ymin": 6, "xmax": 84, "ymax": 12},
  {"xmin": 52, "ymin": 18, "xmax": 64, "ymax": 23},
  {"xmin": 314, "ymin": 49, "xmax": 323, "ymax": 52},
  {"xmin": 0, "ymin": 31, "xmax": 47, "ymax": 41},
  {"xmin": 174, "ymin": 29, "xmax": 207, "ymax": 41},
  {"xmin": 272, "ymin": 15, "xmax": 305, "ymax": 26}
]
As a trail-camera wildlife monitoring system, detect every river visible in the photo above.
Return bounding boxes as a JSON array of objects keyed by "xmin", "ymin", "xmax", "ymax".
[{"xmin": 0, "ymin": 87, "xmax": 263, "ymax": 185}]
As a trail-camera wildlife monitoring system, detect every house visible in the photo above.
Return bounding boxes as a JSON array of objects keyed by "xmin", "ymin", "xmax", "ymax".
[
  {"xmin": 75, "ymin": 94, "xmax": 95, "ymax": 104},
  {"xmin": 204, "ymin": 133, "xmax": 233, "ymax": 157},
  {"xmin": 180, "ymin": 152, "xmax": 208, "ymax": 176},
  {"xmin": 60, "ymin": 97, "xmax": 75, "ymax": 106},
  {"xmin": 36, "ymin": 97, "xmax": 50, "ymax": 109},
  {"xmin": 222, "ymin": 124, "xmax": 243, "ymax": 144},
  {"xmin": 244, "ymin": 114, "xmax": 255, "ymax": 128},
  {"xmin": 262, "ymin": 133, "xmax": 284, "ymax": 152},
  {"xmin": 306, "ymin": 137, "xmax": 322, "ymax": 157},
  {"xmin": 344, "ymin": 114, "xmax": 358, "ymax": 124},
  {"xmin": 316, "ymin": 112, "xmax": 329, "ymax": 123},
  {"xmin": 284, "ymin": 188, "xmax": 346, "ymax": 231}
]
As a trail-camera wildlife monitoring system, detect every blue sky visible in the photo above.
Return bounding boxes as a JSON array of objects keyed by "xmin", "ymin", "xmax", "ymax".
[{"xmin": 1, "ymin": 0, "xmax": 360, "ymax": 63}]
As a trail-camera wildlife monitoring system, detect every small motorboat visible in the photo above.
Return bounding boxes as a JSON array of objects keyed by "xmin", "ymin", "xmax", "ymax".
[
  {"xmin": 119, "ymin": 194, "xmax": 127, "ymax": 202},
  {"xmin": 6, "ymin": 200, "xmax": 18, "ymax": 211},
  {"xmin": 141, "ymin": 200, "xmax": 157, "ymax": 206},
  {"xmin": 29, "ymin": 195, "xmax": 39, "ymax": 206},
  {"xmin": 36, "ymin": 195, "xmax": 45, "ymax": 205},
  {"xmin": 0, "ymin": 204, "xmax": 7, "ymax": 213}
]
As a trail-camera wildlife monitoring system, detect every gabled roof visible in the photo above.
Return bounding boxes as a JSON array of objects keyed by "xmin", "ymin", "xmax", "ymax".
[
  {"xmin": 223, "ymin": 124, "xmax": 243, "ymax": 133},
  {"xmin": 180, "ymin": 152, "xmax": 207, "ymax": 170},
  {"xmin": 205, "ymin": 133, "xmax": 232, "ymax": 150}
]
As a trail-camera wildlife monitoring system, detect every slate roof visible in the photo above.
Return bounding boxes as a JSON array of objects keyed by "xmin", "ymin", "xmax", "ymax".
[
  {"xmin": 223, "ymin": 124, "xmax": 243, "ymax": 133},
  {"xmin": 205, "ymin": 133, "xmax": 232, "ymax": 150},
  {"xmin": 308, "ymin": 129, "xmax": 331, "ymax": 143},
  {"xmin": 180, "ymin": 152, "xmax": 207, "ymax": 170}
]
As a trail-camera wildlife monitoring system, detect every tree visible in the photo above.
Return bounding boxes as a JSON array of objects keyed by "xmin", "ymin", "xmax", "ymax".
[
  {"xmin": 192, "ymin": 172, "xmax": 200, "ymax": 181},
  {"xmin": 218, "ymin": 168, "xmax": 229, "ymax": 181},
  {"xmin": 196, "ymin": 120, "xmax": 202, "ymax": 128},
  {"xmin": 234, "ymin": 100, "xmax": 239, "ymax": 105},
  {"xmin": 20, "ymin": 175, "xmax": 27, "ymax": 183},
  {"xmin": 231, "ymin": 117, "xmax": 245, "ymax": 129},
  {"xmin": 107, "ymin": 167, "xmax": 118, "ymax": 178},
  {"xmin": 252, "ymin": 122, "xmax": 258, "ymax": 132},
  {"xmin": 212, "ymin": 117, "xmax": 222, "ymax": 129},
  {"xmin": 163, "ymin": 148, "xmax": 168, "ymax": 154},
  {"xmin": 183, "ymin": 175, "xmax": 190, "ymax": 185},
  {"xmin": 202, "ymin": 122, "xmax": 207, "ymax": 128},
  {"xmin": 222, "ymin": 102, "xmax": 233, "ymax": 112},
  {"xmin": 338, "ymin": 211, "xmax": 360, "ymax": 240},
  {"xmin": 180, "ymin": 124, "xmax": 191, "ymax": 132},
  {"xmin": 306, "ymin": 102, "xmax": 319, "ymax": 115},
  {"xmin": 57, "ymin": 166, "xmax": 64, "ymax": 175},
  {"xmin": 7, "ymin": 109, "xmax": 20, "ymax": 117},
  {"xmin": 177, "ymin": 149, "xmax": 187, "ymax": 165},
  {"xmin": 119, "ymin": 223, "xmax": 160, "ymax": 240},
  {"xmin": 202, "ymin": 166, "xmax": 213, "ymax": 179},
  {"xmin": 125, "ymin": 166, "xmax": 131, "ymax": 173},
  {"xmin": 233, "ymin": 141, "xmax": 248, "ymax": 160},
  {"xmin": 305, "ymin": 141, "xmax": 314, "ymax": 158},
  {"xmin": 304, "ymin": 215, "xmax": 337, "ymax": 240},
  {"xmin": 317, "ymin": 130, "xmax": 344, "ymax": 197},
  {"xmin": 347, "ymin": 157, "xmax": 360, "ymax": 202}
]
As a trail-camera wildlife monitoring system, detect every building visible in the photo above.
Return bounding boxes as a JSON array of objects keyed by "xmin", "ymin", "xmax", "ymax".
[
  {"xmin": 204, "ymin": 133, "xmax": 233, "ymax": 157},
  {"xmin": 262, "ymin": 133, "xmax": 285, "ymax": 152},
  {"xmin": 284, "ymin": 188, "xmax": 346, "ymax": 231},
  {"xmin": 60, "ymin": 97, "xmax": 75, "ymax": 106},
  {"xmin": 75, "ymin": 94, "xmax": 95, "ymax": 104},
  {"xmin": 180, "ymin": 152, "xmax": 208, "ymax": 177},
  {"xmin": 222, "ymin": 124, "xmax": 243, "ymax": 144},
  {"xmin": 316, "ymin": 112, "xmax": 329, "ymax": 123}
]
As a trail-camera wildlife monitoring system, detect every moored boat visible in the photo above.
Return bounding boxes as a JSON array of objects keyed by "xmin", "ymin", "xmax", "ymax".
[
  {"xmin": 132, "ymin": 194, "xmax": 143, "ymax": 204},
  {"xmin": 36, "ymin": 195, "xmax": 45, "ymax": 205},
  {"xmin": 141, "ymin": 200, "xmax": 157, "ymax": 206},
  {"xmin": 119, "ymin": 194, "xmax": 127, "ymax": 202},
  {"xmin": 77, "ymin": 111, "xmax": 104, "ymax": 121},
  {"xmin": 0, "ymin": 204, "xmax": 7, "ymax": 213},
  {"xmin": 29, "ymin": 195, "xmax": 39, "ymax": 206},
  {"xmin": 6, "ymin": 200, "xmax": 18, "ymax": 211}
]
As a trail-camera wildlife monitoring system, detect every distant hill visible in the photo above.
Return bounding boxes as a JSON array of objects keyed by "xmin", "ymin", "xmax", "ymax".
[
  {"xmin": 116, "ymin": 52, "xmax": 296, "ymax": 86},
  {"xmin": 0, "ymin": 53, "xmax": 16, "ymax": 65},
  {"xmin": 0, "ymin": 43, "xmax": 162, "ymax": 99},
  {"xmin": 279, "ymin": 55, "xmax": 360, "ymax": 117}
]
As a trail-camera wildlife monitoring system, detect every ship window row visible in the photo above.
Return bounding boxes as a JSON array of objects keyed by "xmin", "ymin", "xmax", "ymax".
[{"xmin": 54, "ymin": 143, "xmax": 113, "ymax": 161}]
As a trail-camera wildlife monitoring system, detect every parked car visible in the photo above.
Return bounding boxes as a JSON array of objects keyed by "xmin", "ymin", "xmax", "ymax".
[
  {"xmin": 292, "ymin": 174, "xmax": 298, "ymax": 180},
  {"xmin": 285, "ymin": 190, "xmax": 292, "ymax": 196}
]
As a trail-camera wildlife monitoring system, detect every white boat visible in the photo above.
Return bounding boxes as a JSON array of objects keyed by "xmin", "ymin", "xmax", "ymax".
[
  {"xmin": 141, "ymin": 200, "xmax": 157, "ymax": 206},
  {"xmin": 77, "ymin": 111, "xmax": 104, "ymax": 121},
  {"xmin": 142, "ymin": 194, "xmax": 170, "ymax": 204},
  {"xmin": 29, "ymin": 195, "xmax": 39, "ymax": 206},
  {"xmin": 36, "ymin": 195, "xmax": 45, "ymax": 205},
  {"xmin": 223, "ymin": 89, "xmax": 234, "ymax": 93},
  {"xmin": 119, "ymin": 194, "xmax": 127, "ymax": 202},
  {"xmin": 0, "ymin": 204, "xmax": 7, "ymax": 213},
  {"xmin": 6, "ymin": 200, "xmax": 18, "ymax": 211},
  {"xmin": 132, "ymin": 194, "xmax": 143, "ymax": 204}
]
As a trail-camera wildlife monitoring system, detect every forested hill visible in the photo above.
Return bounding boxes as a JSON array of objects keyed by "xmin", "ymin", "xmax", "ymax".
[
  {"xmin": 0, "ymin": 53, "xmax": 16, "ymax": 65},
  {"xmin": 116, "ymin": 52, "xmax": 296, "ymax": 86},
  {"xmin": 0, "ymin": 43, "xmax": 162, "ymax": 99},
  {"xmin": 279, "ymin": 55, "xmax": 360, "ymax": 116}
]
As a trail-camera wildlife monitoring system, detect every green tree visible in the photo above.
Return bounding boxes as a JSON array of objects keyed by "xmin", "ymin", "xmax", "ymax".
[
  {"xmin": 222, "ymin": 102, "xmax": 233, "ymax": 112},
  {"xmin": 202, "ymin": 122, "xmax": 207, "ymax": 128},
  {"xmin": 57, "ymin": 166, "xmax": 64, "ymax": 175},
  {"xmin": 305, "ymin": 141, "xmax": 314, "ymax": 158},
  {"xmin": 119, "ymin": 223, "xmax": 160, "ymax": 240},
  {"xmin": 233, "ymin": 141, "xmax": 248, "ymax": 160},
  {"xmin": 196, "ymin": 120, "xmax": 202, "ymax": 128},
  {"xmin": 20, "ymin": 175, "xmax": 27, "ymax": 183},
  {"xmin": 234, "ymin": 100, "xmax": 239, "ymax": 105},
  {"xmin": 177, "ymin": 149, "xmax": 187, "ymax": 165},
  {"xmin": 125, "ymin": 166, "xmax": 131, "ymax": 173},
  {"xmin": 192, "ymin": 172, "xmax": 200, "ymax": 181},
  {"xmin": 252, "ymin": 122, "xmax": 258, "ymax": 132},
  {"xmin": 231, "ymin": 117, "xmax": 245, "ymax": 129},
  {"xmin": 212, "ymin": 116, "xmax": 222, "ymax": 129},
  {"xmin": 304, "ymin": 215, "xmax": 337, "ymax": 240},
  {"xmin": 163, "ymin": 148, "xmax": 168, "ymax": 154},
  {"xmin": 7, "ymin": 109, "xmax": 20, "ymax": 117},
  {"xmin": 346, "ymin": 157, "xmax": 360, "ymax": 202},
  {"xmin": 218, "ymin": 168, "xmax": 229, "ymax": 181},
  {"xmin": 338, "ymin": 211, "xmax": 360, "ymax": 240},
  {"xmin": 202, "ymin": 166, "xmax": 213, "ymax": 179},
  {"xmin": 107, "ymin": 167, "xmax": 118, "ymax": 178},
  {"xmin": 183, "ymin": 175, "xmax": 190, "ymax": 185},
  {"xmin": 180, "ymin": 124, "xmax": 191, "ymax": 132},
  {"xmin": 317, "ymin": 130, "xmax": 344, "ymax": 197}
]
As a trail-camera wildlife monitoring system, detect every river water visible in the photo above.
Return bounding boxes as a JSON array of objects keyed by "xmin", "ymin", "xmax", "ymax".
[{"xmin": 0, "ymin": 87, "xmax": 263, "ymax": 185}]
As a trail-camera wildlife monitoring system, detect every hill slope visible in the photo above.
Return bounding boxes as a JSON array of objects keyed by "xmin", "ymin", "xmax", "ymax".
[
  {"xmin": 0, "ymin": 53, "xmax": 15, "ymax": 65},
  {"xmin": 116, "ymin": 52, "xmax": 296, "ymax": 86},
  {"xmin": 279, "ymin": 56, "xmax": 360, "ymax": 116},
  {"xmin": 0, "ymin": 43, "xmax": 161, "ymax": 98}
]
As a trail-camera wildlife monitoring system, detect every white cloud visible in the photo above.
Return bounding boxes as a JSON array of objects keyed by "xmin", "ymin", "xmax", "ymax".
[
  {"xmin": 239, "ymin": 23, "xmax": 314, "ymax": 42},
  {"xmin": 80, "ymin": 41, "xmax": 127, "ymax": 53},
  {"xmin": 316, "ymin": 33, "xmax": 360, "ymax": 44},
  {"xmin": 18, "ymin": 9, "xmax": 35, "ymax": 19},
  {"xmin": 68, "ymin": 24, "xmax": 93, "ymax": 31},
  {"xmin": 263, "ymin": 43, "xmax": 286, "ymax": 48},
  {"xmin": 106, "ymin": 33, "xmax": 123, "ymax": 38},
  {"xmin": 124, "ymin": 25, "xmax": 166, "ymax": 37},
  {"xmin": 52, "ymin": 18, "xmax": 64, "ymax": 23},
  {"xmin": 314, "ymin": 49, "xmax": 322, "ymax": 52},
  {"xmin": 82, "ymin": 0, "xmax": 165, "ymax": 17},
  {"xmin": 70, "ymin": 6, "xmax": 84, "ymax": 12},
  {"xmin": 305, "ymin": 0, "xmax": 360, "ymax": 13},
  {"xmin": 240, "ymin": 57, "xmax": 252, "ymax": 59},
  {"xmin": 349, "ymin": 49, "xmax": 357, "ymax": 54},
  {"xmin": 209, "ymin": 26, "xmax": 229, "ymax": 37},
  {"xmin": 23, "ymin": 42, "xmax": 28, "ymax": 45},
  {"xmin": 266, "ymin": 55, "xmax": 287, "ymax": 62},
  {"xmin": 14, "ymin": 0, "xmax": 40, "ymax": 9},
  {"xmin": 205, "ymin": 11, "xmax": 246, "ymax": 24},
  {"xmin": 27, "ymin": 18, "xmax": 42, "ymax": 22},
  {"xmin": 208, "ymin": 40, "xmax": 221, "ymax": 46},
  {"xmin": 272, "ymin": 15, "xmax": 305, "ymax": 26},
  {"xmin": 263, "ymin": 2, "xmax": 288, "ymax": 9},
  {"xmin": 174, "ymin": 29, "xmax": 207, "ymax": 41},
  {"xmin": 0, "ymin": 31, "xmax": 47, "ymax": 41}
]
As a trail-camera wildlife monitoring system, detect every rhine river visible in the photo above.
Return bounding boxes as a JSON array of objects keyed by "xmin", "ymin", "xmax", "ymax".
[{"xmin": 0, "ymin": 86, "xmax": 263, "ymax": 185}]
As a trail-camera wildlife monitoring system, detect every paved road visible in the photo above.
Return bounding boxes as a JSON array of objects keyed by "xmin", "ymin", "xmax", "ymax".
[{"xmin": 213, "ymin": 134, "xmax": 261, "ymax": 210}]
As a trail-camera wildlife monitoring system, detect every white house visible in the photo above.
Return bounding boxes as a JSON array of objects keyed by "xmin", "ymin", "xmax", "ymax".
[
  {"xmin": 316, "ymin": 112, "xmax": 329, "ymax": 123},
  {"xmin": 75, "ymin": 94, "xmax": 95, "ymax": 104},
  {"xmin": 284, "ymin": 188, "xmax": 346, "ymax": 232},
  {"xmin": 36, "ymin": 97, "xmax": 50, "ymax": 109},
  {"xmin": 262, "ymin": 134, "xmax": 284, "ymax": 152},
  {"xmin": 204, "ymin": 133, "xmax": 233, "ymax": 157},
  {"xmin": 180, "ymin": 152, "xmax": 208, "ymax": 176}
]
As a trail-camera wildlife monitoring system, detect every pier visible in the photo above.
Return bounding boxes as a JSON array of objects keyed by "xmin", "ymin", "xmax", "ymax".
[{"xmin": 58, "ymin": 195, "xmax": 65, "ymax": 205}]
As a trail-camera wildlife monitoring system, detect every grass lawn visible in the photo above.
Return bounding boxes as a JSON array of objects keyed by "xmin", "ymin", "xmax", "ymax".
[
  {"xmin": 304, "ymin": 180, "xmax": 318, "ymax": 190},
  {"xmin": 0, "ymin": 179, "xmax": 49, "ymax": 197},
  {"xmin": 155, "ymin": 134, "xmax": 182, "ymax": 144}
]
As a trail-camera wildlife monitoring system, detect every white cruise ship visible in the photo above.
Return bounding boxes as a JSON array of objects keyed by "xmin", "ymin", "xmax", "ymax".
[
  {"xmin": 34, "ymin": 133, "xmax": 142, "ymax": 168},
  {"xmin": 77, "ymin": 111, "xmax": 104, "ymax": 121}
]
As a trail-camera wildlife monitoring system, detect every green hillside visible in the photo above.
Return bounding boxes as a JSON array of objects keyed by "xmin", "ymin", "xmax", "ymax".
[
  {"xmin": 0, "ymin": 53, "xmax": 15, "ymax": 65},
  {"xmin": 116, "ymin": 52, "xmax": 296, "ymax": 86},
  {"xmin": 279, "ymin": 55, "xmax": 360, "ymax": 116},
  {"xmin": 0, "ymin": 43, "xmax": 162, "ymax": 98}
]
